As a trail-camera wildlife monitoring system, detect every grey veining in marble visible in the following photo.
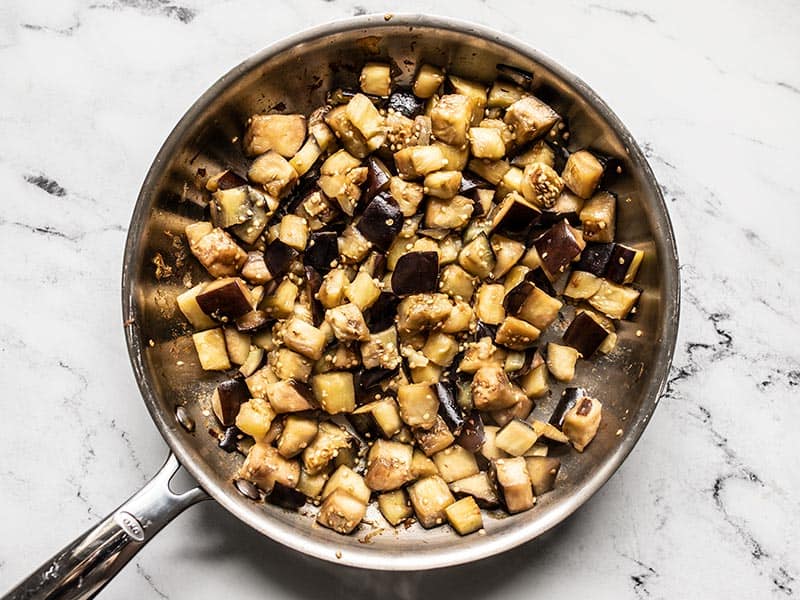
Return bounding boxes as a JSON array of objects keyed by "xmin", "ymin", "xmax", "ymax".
[{"xmin": 0, "ymin": 1, "xmax": 798, "ymax": 598}]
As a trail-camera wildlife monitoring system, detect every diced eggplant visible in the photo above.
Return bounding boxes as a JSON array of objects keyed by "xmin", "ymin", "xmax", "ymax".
[
  {"xmin": 196, "ymin": 278, "xmax": 254, "ymax": 320},
  {"xmin": 433, "ymin": 445, "xmax": 479, "ymax": 483},
  {"xmin": 496, "ymin": 63, "xmax": 533, "ymax": 89},
  {"xmin": 449, "ymin": 472, "xmax": 499, "ymax": 508},
  {"xmin": 447, "ymin": 75, "xmax": 487, "ymax": 125},
  {"xmin": 353, "ymin": 397, "xmax": 403, "ymax": 438},
  {"xmin": 518, "ymin": 363, "xmax": 548, "ymax": 398},
  {"xmin": 278, "ymin": 214, "xmax": 308, "ymax": 251},
  {"xmin": 574, "ymin": 242, "xmax": 614, "ymax": 277},
  {"xmin": 493, "ymin": 456, "xmax": 534, "ymax": 513},
  {"xmin": 521, "ymin": 162, "xmax": 564, "ymax": 209},
  {"xmin": 378, "ymin": 490, "xmax": 413, "ymax": 526},
  {"xmin": 489, "ymin": 192, "xmax": 541, "ymax": 238},
  {"xmin": 525, "ymin": 456, "xmax": 561, "ymax": 495},
  {"xmin": 472, "ymin": 366, "xmax": 517, "ymax": 411},
  {"xmin": 458, "ymin": 233, "xmax": 496, "ymax": 279},
  {"xmin": 469, "ymin": 127, "xmax": 506, "ymax": 160},
  {"xmin": 562, "ymin": 395, "xmax": 602, "ymax": 452},
  {"xmin": 346, "ymin": 93, "xmax": 386, "ymax": 143},
  {"xmin": 431, "ymin": 94, "xmax": 473, "ymax": 146},
  {"xmin": 523, "ymin": 266, "xmax": 557, "ymax": 297},
  {"xmin": 387, "ymin": 88, "xmax": 426, "ymax": 118},
  {"xmin": 510, "ymin": 140, "xmax": 555, "ymax": 169},
  {"xmin": 396, "ymin": 293, "xmax": 452, "ymax": 334},
  {"xmin": 413, "ymin": 415, "xmax": 456, "ymax": 456},
  {"xmin": 239, "ymin": 346, "xmax": 265, "ymax": 377},
  {"xmin": 605, "ymin": 243, "xmax": 645, "ymax": 284},
  {"xmin": 490, "ymin": 235, "xmax": 526, "ymax": 280},
  {"xmin": 365, "ymin": 292, "xmax": 400, "ymax": 333},
  {"xmin": 413, "ymin": 64, "xmax": 445, "ymax": 98},
  {"xmin": 397, "ymin": 383, "xmax": 439, "ymax": 429},
  {"xmin": 468, "ymin": 158, "xmax": 511, "ymax": 186},
  {"xmin": 491, "ymin": 393, "xmax": 534, "ymax": 427},
  {"xmin": 495, "ymin": 316, "xmax": 541, "ymax": 351},
  {"xmin": 262, "ymin": 279, "xmax": 299, "ymax": 320},
  {"xmin": 365, "ymin": 440, "xmax": 414, "ymax": 491},
  {"xmin": 579, "ymin": 191, "xmax": 616, "ymax": 243},
  {"xmin": 356, "ymin": 192, "xmax": 404, "ymax": 251},
  {"xmin": 563, "ymin": 311, "xmax": 609, "ymax": 357},
  {"xmin": 317, "ymin": 488, "xmax": 366, "ymax": 534},
  {"xmin": 239, "ymin": 442, "xmax": 300, "ymax": 492},
  {"xmin": 408, "ymin": 475, "xmax": 455, "ymax": 528},
  {"xmin": 282, "ymin": 317, "xmax": 327, "ymax": 360},
  {"xmin": 540, "ymin": 189, "xmax": 584, "ymax": 226},
  {"xmin": 422, "ymin": 332, "xmax": 459, "ymax": 367},
  {"xmin": 210, "ymin": 186, "xmax": 252, "ymax": 229},
  {"xmin": 277, "ymin": 415, "xmax": 319, "ymax": 458},
  {"xmin": 267, "ymin": 482, "xmax": 307, "ymax": 510},
  {"xmin": 394, "ymin": 145, "xmax": 447, "ymax": 179},
  {"xmin": 503, "ymin": 281, "xmax": 562, "ymax": 330},
  {"xmin": 206, "ymin": 169, "xmax": 248, "ymax": 192},
  {"xmin": 546, "ymin": 343, "xmax": 580, "ymax": 382},
  {"xmin": 345, "ymin": 271, "xmax": 381, "ymax": 310},
  {"xmin": 244, "ymin": 114, "xmax": 307, "ymax": 158},
  {"xmin": 433, "ymin": 381, "xmax": 465, "ymax": 434},
  {"xmin": 473, "ymin": 283, "xmax": 506, "ymax": 325},
  {"xmin": 302, "ymin": 421, "xmax": 351, "ymax": 474},
  {"xmin": 459, "ymin": 336, "xmax": 504, "ymax": 373},
  {"xmin": 444, "ymin": 497, "xmax": 483, "ymax": 535},
  {"xmin": 588, "ymin": 280, "xmax": 641, "ymax": 320},
  {"xmin": 391, "ymin": 251, "xmax": 439, "ymax": 296},
  {"xmin": 324, "ymin": 105, "xmax": 370, "ymax": 159},
  {"xmin": 562, "ymin": 150, "xmax": 604, "ymax": 199},
  {"xmin": 289, "ymin": 136, "xmax": 322, "ymax": 177},
  {"xmin": 325, "ymin": 303, "xmax": 370, "ymax": 342},
  {"xmin": 270, "ymin": 347, "xmax": 313, "ymax": 382},
  {"xmin": 177, "ymin": 284, "xmax": 217, "ymax": 330},
  {"xmin": 563, "ymin": 270, "xmax": 603, "ymax": 300},
  {"xmin": 494, "ymin": 419, "xmax": 539, "ymax": 457},
  {"xmin": 266, "ymin": 379, "xmax": 316, "ymax": 413},
  {"xmin": 248, "ymin": 150, "xmax": 298, "ymax": 198},
  {"xmin": 211, "ymin": 379, "xmax": 249, "ymax": 426},
  {"xmin": 439, "ymin": 264, "xmax": 476, "ymax": 301},
  {"xmin": 364, "ymin": 156, "xmax": 392, "ymax": 203},
  {"xmin": 533, "ymin": 220, "xmax": 586, "ymax": 277},
  {"xmin": 360, "ymin": 62, "xmax": 392, "ymax": 96},
  {"xmin": 425, "ymin": 195, "xmax": 474, "ymax": 230},
  {"xmin": 217, "ymin": 425, "xmax": 240, "ymax": 453},
  {"xmin": 361, "ymin": 327, "xmax": 401, "ymax": 370},
  {"xmin": 389, "ymin": 176, "xmax": 425, "ymax": 216},
  {"xmin": 480, "ymin": 426, "xmax": 508, "ymax": 461},
  {"xmin": 187, "ymin": 225, "xmax": 247, "ymax": 278},
  {"xmin": 504, "ymin": 96, "xmax": 559, "ymax": 145},
  {"xmin": 264, "ymin": 239, "xmax": 299, "ymax": 280},
  {"xmin": 311, "ymin": 371, "xmax": 356, "ymax": 414}
]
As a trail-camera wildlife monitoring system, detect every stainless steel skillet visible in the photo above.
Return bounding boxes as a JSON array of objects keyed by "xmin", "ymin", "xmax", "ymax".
[{"xmin": 4, "ymin": 14, "xmax": 680, "ymax": 600}]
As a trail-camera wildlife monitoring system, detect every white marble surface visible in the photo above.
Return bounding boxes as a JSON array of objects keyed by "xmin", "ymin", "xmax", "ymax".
[{"xmin": 1, "ymin": 0, "xmax": 798, "ymax": 598}]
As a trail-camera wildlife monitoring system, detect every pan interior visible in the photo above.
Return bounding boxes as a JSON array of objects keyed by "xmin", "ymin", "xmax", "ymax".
[{"xmin": 122, "ymin": 15, "xmax": 678, "ymax": 570}]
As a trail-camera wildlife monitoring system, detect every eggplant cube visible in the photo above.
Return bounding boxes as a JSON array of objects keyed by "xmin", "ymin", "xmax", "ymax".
[
  {"xmin": 360, "ymin": 327, "xmax": 402, "ymax": 370},
  {"xmin": 588, "ymin": 280, "xmax": 641, "ymax": 320},
  {"xmin": 356, "ymin": 192, "xmax": 404, "ymax": 251},
  {"xmin": 278, "ymin": 214, "xmax": 308, "ymax": 251},
  {"xmin": 458, "ymin": 233, "xmax": 496, "ymax": 280},
  {"xmin": 489, "ymin": 192, "xmax": 541, "ymax": 238},
  {"xmin": 192, "ymin": 328, "xmax": 231, "ymax": 371},
  {"xmin": 424, "ymin": 170, "xmax": 462, "ymax": 199},
  {"xmin": 449, "ymin": 472, "xmax": 499, "ymax": 508},
  {"xmin": 365, "ymin": 440, "xmax": 414, "ymax": 491},
  {"xmin": 605, "ymin": 243, "xmax": 645, "ymax": 284},
  {"xmin": 413, "ymin": 64, "xmax": 445, "ymax": 98},
  {"xmin": 325, "ymin": 303, "xmax": 371, "ymax": 342},
  {"xmin": 562, "ymin": 311, "xmax": 609, "ymax": 358},
  {"xmin": 579, "ymin": 191, "xmax": 616, "ymax": 243},
  {"xmin": 521, "ymin": 162, "xmax": 564, "ymax": 209},
  {"xmin": 474, "ymin": 283, "xmax": 506, "ymax": 325},
  {"xmin": 469, "ymin": 127, "xmax": 506, "ymax": 159},
  {"xmin": 472, "ymin": 366, "xmax": 517, "ymax": 411},
  {"xmin": 270, "ymin": 347, "xmax": 312, "ymax": 382},
  {"xmin": 240, "ymin": 442, "xmax": 300, "ymax": 493},
  {"xmin": 244, "ymin": 114, "xmax": 307, "ymax": 158},
  {"xmin": 211, "ymin": 378, "xmax": 249, "ymax": 426},
  {"xmin": 495, "ymin": 316, "xmax": 541, "ymax": 350},
  {"xmin": 562, "ymin": 395, "xmax": 603, "ymax": 452},
  {"xmin": 266, "ymin": 379, "xmax": 316, "ymax": 414},
  {"xmin": 397, "ymin": 383, "xmax": 439, "ymax": 429},
  {"xmin": 422, "ymin": 333, "xmax": 460, "ymax": 367},
  {"xmin": 322, "ymin": 464, "xmax": 371, "ymax": 504},
  {"xmin": 504, "ymin": 96, "xmax": 559, "ymax": 144},
  {"xmin": 533, "ymin": 220, "xmax": 586, "ymax": 277},
  {"xmin": 277, "ymin": 415, "xmax": 319, "ymax": 458},
  {"xmin": 432, "ymin": 445, "xmax": 479, "ymax": 483},
  {"xmin": 562, "ymin": 150, "xmax": 604, "ymax": 199},
  {"xmin": 546, "ymin": 343, "xmax": 581, "ymax": 382},
  {"xmin": 408, "ymin": 475, "xmax": 455, "ymax": 528},
  {"xmin": 188, "ymin": 226, "xmax": 248, "ymax": 279},
  {"xmin": 504, "ymin": 281, "xmax": 563, "ymax": 330},
  {"xmin": 414, "ymin": 416, "xmax": 456, "ymax": 456},
  {"xmin": 360, "ymin": 62, "xmax": 392, "ymax": 96},
  {"xmin": 396, "ymin": 293, "xmax": 453, "ymax": 334},
  {"xmin": 248, "ymin": 150, "xmax": 298, "ymax": 198},
  {"xmin": 445, "ymin": 496, "xmax": 484, "ymax": 535},
  {"xmin": 311, "ymin": 372, "xmax": 356, "ymax": 414},
  {"xmin": 378, "ymin": 490, "xmax": 413, "ymax": 526},
  {"xmin": 282, "ymin": 317, "xmax": 327, "ymax": 360},
  {"xmin": 392, "ymin": 251, "xmax": 440, "ymax": 296},
  {"xmin": 317, "ymin": 488, "xmax": 367, "ymax": 534},
  {"xmin": 431, "ymin": 94, "xmax": 473, "ymax": 146},
  {"xmin": 177, "ymin": 284, "xmax": 217, "ymax": 330},
  {"xmin": 345, "ymin": 271, "xmax": 381, "ymax": 310},
  {"xmin": 494, "ymin": 456, "xmax": 535, "ymax": 513},
  {"xmin": 563, "ymin": 270, "xmax": 603, "ymax": 300},
  {"xmin": 439, "ymin": 264, "xmax": 476, "ymax": 301},
  {"xmin": 525, "ymin": 456, "xmax": 561, "ymax": 495},
  {"xmin": 494, "ymin": 419, "xmax": 539, "ymax": 456},
  {"xmin": 302, "ymin": 421, "xmax": 351, "ymax": 474},
  {"xmin": 394, "ymin": 145, "xmax": 447, "ymax": 179}
]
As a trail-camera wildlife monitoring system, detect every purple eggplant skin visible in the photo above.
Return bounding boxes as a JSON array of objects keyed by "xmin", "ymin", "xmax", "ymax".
[
  {"xmin": 197, "ymin": 280, "xmax": 253, "ymax": 319},
  {"xmin": 264, "ymin": 240, "xmax": 299, "ymax": 279},
  {"xmin": 459, "ymin": 171, "xmax": 490, "ymax": 196},
  {"xmin": 590, "ymin": 149, "xmax": 623, "ymax": 189},
  {"xmin": 216, "ymin": 379, "xmax": 250, "ymax": 426},
  {"xmin": 457, "ymin": 410, "xmax": 486, "ymax": 453},
  {"xmin": 304, "ymin": 266, "xmax": 326, "ymax": 326},
  {"xmin": 474, "ymin": 321, "xmax": 498, "ymax": 342},
  {"xmin": 391, "ymin": 251, "xmax": 439, "ymax": 296},
  {"xmin": 359, "ymin": 366, "xmax": 398, "ymax": 391},
  {"xmin": 281, "ymin": 168, "xmax": 322, "ymax": 217},
  {"xmin": 524, "ymin": 267, "xmax": 557, "ymax": 297},
  {"xmin": 364, "ymin": 157, "xmax": 393, "ymax": 203},
  {"xmin": 493, "ymin": 194, "xmax": 542, "ymax": 238},
  {"xmin": 435, "ymin": 382, "xmax": 465, "ymax": 434},
  {"xmin": 267, "ymin": 482, "xmax": 307, "ymax": 510},
  {"xmin": 604, "ymin": 244, "xmax": 639, "ymax": 284},
  {"xmin": 574, "ymin": 242, "xmax": 614, "ymax": 277},
  {"xmin": 563, "ymin": 312, "xmax": 608, "ymax": 357},
  {"xmin": 306, "ymin": 231, "xmax": 339, "ymax": 272},
  {"xmin": 365, "ymin": 292, "xmax": 400, "ymax": 333},
  {"xmin": 503, "ymin": 281, "xmax": 535, "ymax": 316},
  {"xmin": 496, "ymin": 63, "xmax": 533, "ymax": 89},
  {"xmin": 509, "ymin": 347, "xmax": 541, "ymax": 380},
  {"xmin": 356, "ymin": 192, "xmax": 404, "ymax": 251},
  {"xmin": 348, "ymin": 411, "xmax": 381, "ymax": 439},
  {"xmin": 218, "ymin": 426, "xmax": 240, "ymax": 453},
  {"xmin": 362, "ymin": 251, "xmax": 387, "ymax": 279},
  {"xmin": 540, "ymin": 209, "xmax": 581, "ymax": 227},
  {"xmin": 533, "ymin": 219, "xmax": 584, "ymax": 276},
  {"xmin": 549, "ymin": 387, "xmax": 587, "ymax": 427},
  {"xmin": 387, "ymin": 88, "xmax": 426, "ymax": 118},
  {"xmin": 235, "ymin": 309, "xmax": 272, "ymax": 333},
  {"xmin": 215, "ymin": 170, "xmax": 248, "ymax": 191}
]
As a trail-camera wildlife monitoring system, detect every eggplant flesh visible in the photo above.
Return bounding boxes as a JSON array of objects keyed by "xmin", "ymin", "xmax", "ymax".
[
  {"xmin": 196, "ymin": 279, "xmax": 253, "ymax": 320},
  {"xmin": 549, "ymin": 387, "xmax": 587, "ymax": 427},
  {"xmin": 392, "ymin": 251, "xmax": 439, "ymax": 296},
  {"xmin": 562, "ymin": 312, "xmax": 608, "ymax": 357},
  {"xmin": 215, "ymin": 378, "xmax": 250, "ymax": 426},
  {"xmin": 524, "ymin": 267, "xmax": 557, "ymax": 298},
  {"xmin": 356, "ymin": 192, "xmax": 404, "ymax": 251},
  {"xmin": 492, "ymin": 194, "xmax": 541, "ymax": 238},
  {"xmin": 604, "ymin": 244, "xmax": 642, "ymax": 284}
]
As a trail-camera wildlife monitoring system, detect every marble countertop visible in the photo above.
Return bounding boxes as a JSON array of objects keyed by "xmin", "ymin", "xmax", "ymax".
[{"xmin": 1, "ymin": 1, "xmax": 798, "ymax": 598}]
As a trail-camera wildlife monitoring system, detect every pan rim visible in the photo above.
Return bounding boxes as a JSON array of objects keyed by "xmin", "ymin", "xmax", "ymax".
[{"xmin": 122, "ymin": 13, "xmax": 680, "ymax": 571}]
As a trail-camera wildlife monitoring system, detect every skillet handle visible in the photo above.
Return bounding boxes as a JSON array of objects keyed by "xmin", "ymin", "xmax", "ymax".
[{"xmin": 2, "ymin": 453, "xmax": 208, "ymax": 600}]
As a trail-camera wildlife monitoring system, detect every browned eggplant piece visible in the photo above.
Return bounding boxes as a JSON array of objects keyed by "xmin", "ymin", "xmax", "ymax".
[
  {"xmin": 217, "ymin": 425, "xmax": 240, "ymax": 453},
  {"xmin": 540, "ymin": 189, "xmax": 585, "ymax": 226},
  {"xmin": 525, "ymin": 456, "xmax": 561, "ymax": 495},
  {"xmin": 533, "ymin": 219, "xmax": 585, "ymax": 276},
  {"xmin": 196, "ymin": 278, "xmax": 254, "ymax": 320},
  {"xmin": 392, "ymin": 251, "xmax": 439, "ymax": 296},
  {"xmin": 235, "ymin": 309, "xmax": 271, "ymax": 333},
  {"xmin": 303, "ymin": 266, "xmax": 325, "ymax": 326},
  {"xmin": 490, "ymin": 193, "xmax": 541, "ymax": 238},
  {"xmin": 212, "ymin": 378, "xmax": 249, "ymax": 426},
  {"xmin": 605, "ymin": 243, "xmax": 644, "ymax": 284},
  {"xmin": 509, "ymin": 347, "xmax": 543, "ymax": 380},
  {"xmin": 326, "ymin": 87, "xmax": 383, "ymax": 107},
  {"xmin": 457, "ymin": 410, "xmax": 485, "ymax": 453},
  {"xmin": 208, "ymin": 169, "xmax": 248, "ymax": 191},
  {"xmin": 347, "ymin": 411, "xmax": 381, "ymax": 439},
  {"xmin": 524, "ymin": 267, "xmax": 557, "ymax": 297},
  {"xmin": 365, "ymin": 156, "xmax": 392, "ymax": 203},
  {"xmin": 496, "ymin": 63, "xmax": 533, "ymax": 89},
  {"xmin": 365, "ymin": 292, "xmax": 400, "ymax": 333},
  {"xmin": 356, "ymin": 192, "xmax": 404, "ymax": 251},
  {"xmin": 458, "ymin": 171, "xmax": 490, "ymax": 198},
  {"xmin": 473, "ymin": 321, "xmax": 498, "ymax": 342},
  {"xmin": 306, "ymin": 231, "xmax": 339, "ymax": 272},
  {"xmin": 574, "ymin": 242, "xmax": 614, "ymax": 277},
  {"xmin": 267, "ymin": 481, "xmax": 307, "ymax": 510},
  {"xmin": 593, "ymin": 150, "xmax": 624, "ymax": 189},
  {"xmin": 264, "ymin": 240, "xmax": 299, "ymax": 279},
  {"xmin": 434, "ymin": 381, "xmax": 464, "ymax": 434},
  {"xmin": 549, "ymin": 387, "xmax": 587, "ymax": 427},
  {"xmin": 362, "ymin": 251, "xmax": 387, "ymax": 279},
  {"xmin": 387, "ymin": 88, "xmax": 426, "ymax": 118},
  {"xmin": 562, "ymin": 312, "xmax": 609, "ymax": 357}
]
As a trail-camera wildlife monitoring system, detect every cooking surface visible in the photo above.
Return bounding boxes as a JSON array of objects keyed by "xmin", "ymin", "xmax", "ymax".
[{"xmin": 0, "ymin": 1, "xmax": 797, "ymax": 598}]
